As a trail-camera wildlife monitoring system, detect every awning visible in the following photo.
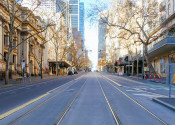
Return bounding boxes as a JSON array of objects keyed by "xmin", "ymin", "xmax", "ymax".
[
  {"xmin": 115, "ymin": 60, "xmax": 124, "ymax": 66},
  {"xmin": 48, "ymin": 60, "xmax": 72, "ymax": 68}
]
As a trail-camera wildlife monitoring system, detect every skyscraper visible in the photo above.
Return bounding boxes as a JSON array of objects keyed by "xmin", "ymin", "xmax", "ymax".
[
  {"xmin": 69, "ymin": 0, "xmax": 79, "ymax": 30},
  {"xmin": 79, "ymin": 2, "xmax": 84, "ymax": 42}
]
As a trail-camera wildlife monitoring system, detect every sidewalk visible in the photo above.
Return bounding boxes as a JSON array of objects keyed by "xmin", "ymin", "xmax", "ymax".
[
  {"xmin": 128, "ymin": 75, "xmax": 166, "ymax": 84},
  {"xmin": 123, "ymin": 75, "xmax": 175, "ymax": 112},
  {"xmin": 153, "ymin": 97, "xmax": 175, "ymax": 111},
  {"xmin": 0, "ymin": 74, "xmax": 66, "ymax": 89}
]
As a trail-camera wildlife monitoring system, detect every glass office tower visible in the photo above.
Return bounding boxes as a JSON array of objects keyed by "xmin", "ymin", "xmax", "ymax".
[{"xmin": 79, "ymin": 2, "xmax": 84, "ymax": 41}]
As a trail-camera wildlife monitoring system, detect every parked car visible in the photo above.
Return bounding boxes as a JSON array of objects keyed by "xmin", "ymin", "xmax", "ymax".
[
  {"xmin": 74, "ymin": 71, "xmax": 78, "ymax": 74},
  {"xmin": 68, "ymin": 71, "xmax": 73, "ymax": 75}
]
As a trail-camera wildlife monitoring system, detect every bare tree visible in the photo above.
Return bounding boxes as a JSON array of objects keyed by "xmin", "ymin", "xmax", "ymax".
[
  {"xmin": 88, "ymin": 0, "xmax": 160, "ymax": 75},
  {"xmin": 0, "ymin": 0, "xmax": 54, "ymax": 84},
  {"xmin": 52, "ymin": 22, "xmax": 68, "ymax": 76}
]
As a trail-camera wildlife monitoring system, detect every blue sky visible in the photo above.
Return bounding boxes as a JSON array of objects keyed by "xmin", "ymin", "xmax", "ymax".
[{"xmin": 80, "ymin": 0, "xmax": 99, "ymax": 69}]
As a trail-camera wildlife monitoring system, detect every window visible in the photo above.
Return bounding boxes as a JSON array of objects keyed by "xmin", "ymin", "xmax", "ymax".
[
  {"xmin": 174, "ymin": 0, "xmax": 175, "ymax": 11},
  {"xmin": 160, "ymin": 57, "xmax": 165, "ymax": 73},
  {"xmin": 4, "ymin": 52, "xmax": 7, "ymax": 61},
  {"xmin": 13, "ymin": 55, "xmax": 16, "ymax": 64},
  {"xmin": 168, "ymin": 3, "xmax": 171, "ymax": 16},
  {"xmin": 4, "ymin": 35, "xmax": 9, "ymax": 46},
  {"xmin": 13, "ymin": 39, "xmax": 16, "ymax": 47}
]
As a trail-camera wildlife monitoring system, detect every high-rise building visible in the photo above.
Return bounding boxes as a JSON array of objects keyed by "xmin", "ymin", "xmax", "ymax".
[
  {"xmin": 68, "ymin": 0, "xmax": 85, "ymax": 47},
  {"xmin": 98, "ymin": 15, "xmax": 107, "ymax": 59},
  {"xmin": 79, "ymin": 2, "xmax": 85, "ymax": 42},
  {"xmin": 69, "ymin": 0, "xmax": 79, "ymax": 30}
]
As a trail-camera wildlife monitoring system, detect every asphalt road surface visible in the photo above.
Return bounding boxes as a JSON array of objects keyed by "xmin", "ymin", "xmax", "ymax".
[{"xmin": 0, "ymin": 72, "xmax": 175, "ymax": 125}]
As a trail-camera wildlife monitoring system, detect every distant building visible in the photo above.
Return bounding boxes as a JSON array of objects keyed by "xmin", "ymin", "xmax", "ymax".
[
  {"xmin": 98, "ymin": 14, "xmax": 107, "ymax": 59},
  {"xmin": 79, "ymin": 2, "xmax": 85, "ymax": 42}
]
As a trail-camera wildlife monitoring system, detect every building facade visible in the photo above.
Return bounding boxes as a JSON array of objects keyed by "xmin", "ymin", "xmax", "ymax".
[{"xmin": 79, "ymin": 2, "xmax": 85, "ymax": 42}]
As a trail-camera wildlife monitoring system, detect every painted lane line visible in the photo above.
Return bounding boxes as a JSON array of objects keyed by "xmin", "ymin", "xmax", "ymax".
[
  {"xmin": 122, "ymin": 86, "xmax": 167, "ymax": 97},
  {"xmin": 102, "ymin": 74, "xmax": 167, "ymax": 97},
  {"xmin": 102, "ymin": 75, "xmax": 122, "ymax": 87},
  {"xmin": 110, "ymin": 74, "xmax": 175, "ymax": 90},
  {"xmin": 105, "ymin": 79, "xmax": 168, "ymax": 125},
  {"xmin": 0, "ymin": 75, "xmax": 84, "ymax": 120},
  {"xmin": 75, "ymin": 75, "xmax": 84, "ymax": 81},
  {"xmin": 0, "ymin": 93, "xmax": 49, "ymax": 120},
  {"xmin": 97, "ymin": 78, "xmax": 121, "ymax": 125},
  {"xmin": 8, "ymin": 78, "xmax": 86, "ymax": 125}
]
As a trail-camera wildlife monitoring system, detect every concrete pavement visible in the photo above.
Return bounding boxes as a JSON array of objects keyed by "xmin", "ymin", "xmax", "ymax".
[{"xmin": 0, "ymin": 72, "xmax": 175, "ymax": 125}]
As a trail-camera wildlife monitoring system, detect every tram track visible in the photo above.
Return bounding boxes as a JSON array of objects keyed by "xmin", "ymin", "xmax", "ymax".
[
  {"xmin": 96, "ymin": 76, "xmax": 121, "ymax": 125},
  {"xmin": 100, "ymin": 75, "xmax": 168, "ymax": 125},
  {"xmin": 7, "ymin": 77, "xmax": 87, "ymax": 125}
]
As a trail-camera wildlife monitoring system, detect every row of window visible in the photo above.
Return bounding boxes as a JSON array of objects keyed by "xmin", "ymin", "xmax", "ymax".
[
  {"xmin": 4, "ymin": 35, "xmax": 17, "ymax": 47},
  {"xmin": 168, "ymin": 0, "xmax": 175, "ymax": 16}
]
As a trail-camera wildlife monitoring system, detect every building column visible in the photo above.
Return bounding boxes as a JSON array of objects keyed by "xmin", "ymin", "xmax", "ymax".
[{"xmin": 17, "ymin": 30, "xmax": 21, "ymax": 73}]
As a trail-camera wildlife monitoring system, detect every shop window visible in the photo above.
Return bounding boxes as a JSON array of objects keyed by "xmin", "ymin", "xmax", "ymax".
[{"xmin": 160, "ymin": 57, "xmax": 165, "ymax": 73}]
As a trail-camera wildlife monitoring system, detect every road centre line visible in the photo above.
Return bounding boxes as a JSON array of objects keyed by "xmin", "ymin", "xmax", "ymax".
[
  {"xmin": 104, "ymin": 78, "xmax": 168, "ymax": 125},
  {"xmin": 9, "ymin": 78, "xmax": 86, "ymax": 125},
  {"xmin": 0, "ymin": 75, "xmax": 84, "ymax": 120},
  {"xmin": 96, "ymin": 77, "xmax": 121, "ymax": 125},
  {"xmin": 0, "ymin": 93, "xmax": 49, "ymax": 120},
  {"xmin": 102, "ymin": 75, "xmax": 122, "ymax": 87}
]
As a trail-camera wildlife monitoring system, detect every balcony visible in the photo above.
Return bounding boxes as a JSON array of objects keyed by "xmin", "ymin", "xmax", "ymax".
[{"xmin": 148, "ymin": 36, "xmax": 175, "ymax": 58}]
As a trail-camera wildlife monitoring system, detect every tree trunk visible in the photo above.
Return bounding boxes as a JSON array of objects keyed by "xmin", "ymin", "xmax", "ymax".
[
  {"xmin": 41, "ymin": 47, "xmax": 43, "ymax": 79},
  {"xmin": 144, "ymin": 44, "xmax": 157, "ymax": 77},
  {"xmin": 5, "ymin": 60, "xmax": 9, "ymax": 85},
  {"xmin": 56, "ymin": 55, "xmax": 58, "ymax": 76}
]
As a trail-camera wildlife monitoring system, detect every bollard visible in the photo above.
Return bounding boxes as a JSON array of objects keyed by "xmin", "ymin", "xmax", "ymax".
[
  {"xmin": 154, "ymin": 74, "xmax": 155, "ymax": 82},
  {"xmin": 123, "ymin": 72, "xmax": 124, "ymax": 77},
  {"xmin": 159, "ymin": 74, "xmax": 161, "ymax": 82},
  {"xmin": 150, "ymin": 73, "xmax": 151, "ymax": 80},
  {"xmin": 145, "ymin": 73, "xmax": 147, "ymax": 79}
]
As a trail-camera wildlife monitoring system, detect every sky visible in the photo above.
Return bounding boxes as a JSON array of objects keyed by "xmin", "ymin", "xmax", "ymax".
[{"xmin": 80, "ymin": 0, "xmax": 99, "ymax": 69}]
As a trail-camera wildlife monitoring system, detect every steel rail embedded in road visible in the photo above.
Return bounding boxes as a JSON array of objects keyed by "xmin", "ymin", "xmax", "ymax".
[
  {"xmin": 7, "ymin": 76, "xmax": 86, "ymax": 125},
  {"xmin": 55, "ymin": 79, "xmax": 87, "ymax": 125},
  {"xmin": 96, "ymin": 76, "xmax": 121, "ymax": 125},
  {"xmin": 102, "ymin": 76, "xmax": 168, "ymax": 125}
]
